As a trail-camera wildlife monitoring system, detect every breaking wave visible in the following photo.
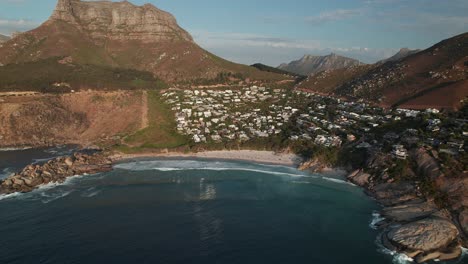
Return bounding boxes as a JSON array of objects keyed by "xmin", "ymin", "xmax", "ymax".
[
  {"xmin": 81, "ymin": 187, "xmax": 101, "ymax": 198},
  {"xmin": 0, "ymin": 147, "xmax": 33, "ymax": 152},
  {"xmin": 114, "ymin": 159, "xmax": 310, "ymax": 178},
  {"xmin": 370, "ymin": 211, "xmax": 385, "ymax": 229},
  {"xmin": 114, "ymin": 159, "xmax": 356, "ymax": 187},
  {"xmin": 0, "ymin": 174, "xmax": 89, "ymax": 203},
  {"xmin": 376, "ymin": 236, "xmax": 414, "ymax": 264}
]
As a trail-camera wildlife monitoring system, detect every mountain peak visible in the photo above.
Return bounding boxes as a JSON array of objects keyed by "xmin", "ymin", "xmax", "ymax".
[
  {"xmin": 49, "ymin": 0, "xmax": 193, "ymax": 43},
  {"xmin": 279, "ymin": 53, "xmax": 364, "ymax": 75},
  {"xmin": 0, "ymin": 0, "xmax": 285, "ymax": 83}
]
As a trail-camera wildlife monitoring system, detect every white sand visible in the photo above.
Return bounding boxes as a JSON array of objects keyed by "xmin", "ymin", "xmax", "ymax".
[{"xmin": 111, "ymin": 150, "xmax": 302, "ymax": 166}]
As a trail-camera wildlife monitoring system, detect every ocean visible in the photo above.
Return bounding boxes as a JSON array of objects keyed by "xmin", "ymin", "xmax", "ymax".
[{"xmin": 0, "ymin": 148, "xmax": 467, "ymax": 264}]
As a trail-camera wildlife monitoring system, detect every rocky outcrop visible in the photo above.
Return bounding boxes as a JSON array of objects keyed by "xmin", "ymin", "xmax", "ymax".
[
  {"xmin": 386, "ymin": 217, "xmax": 461, "ymax": 263},
  {"xmin": 382, "ymin": 201, "xmax": 438, "ymax": 223},
  {"xmin": 411, "ymin": 148, "xmax": 443, "ymax": 180},
  {"xmin": 346, "ymin": 169, "xmax": 370, "ymax": 186},
  {"xmin": 298, "ymin": 159, "xmax": 329, "ymax": 172},
  {"xmin": 0, "ymin": 152, "xmax": 112, "ymax": 194},
  {"xmin": 372, "ymin": 182, "xmax": 419, "ymax": 206}
]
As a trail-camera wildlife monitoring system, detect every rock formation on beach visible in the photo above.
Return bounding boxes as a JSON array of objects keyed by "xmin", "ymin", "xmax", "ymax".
[
  {"xmin": 0, "ymin": 152, "xmax": 112, "ymax": 194},
  {"xmin": 344, "ymin": 149, "xmax": 467, "ymax": 263}
]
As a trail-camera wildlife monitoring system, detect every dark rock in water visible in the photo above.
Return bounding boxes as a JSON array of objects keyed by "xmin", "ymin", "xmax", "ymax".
[{"xmin": 0, "ymin": 152, "xmax": 112, "ymax": 194}]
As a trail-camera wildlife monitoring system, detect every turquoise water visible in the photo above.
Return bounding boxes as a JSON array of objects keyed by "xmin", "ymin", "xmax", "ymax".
[{"xmin": 0, "ymin": 155, "xmax": 466, "ymax": 264}]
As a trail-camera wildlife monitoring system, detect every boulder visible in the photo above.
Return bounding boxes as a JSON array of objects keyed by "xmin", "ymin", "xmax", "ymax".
[
  {"xmin": 387, "ymin": 217, "xmax": 459, "ymax": 253},
  {"xmin": 373, "ymin": 182, "xmax": 418, "ymax": 206},
  {"xmin": 2, "ymin": 179, "xmax": 13, "ymax": 186},
  {"xmin": 382, "ymin": 201, "xmax": 438, "ymax": 222},
  {"xmin": 64, "ymin": 157, "xmax": 74, "ymax": 167},
  {"xmin": 347, "ymin": 170, "xmax": 370, "ymax": 186},
  {"xmin": 12, "ymin": 178, "xmax": 24, "ymax": 185}
]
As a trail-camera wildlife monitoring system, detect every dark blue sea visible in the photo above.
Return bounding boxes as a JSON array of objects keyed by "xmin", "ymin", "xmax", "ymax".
[{"xmin": 1, "ymin": 148, "xmax": 467, "ymax": 264}]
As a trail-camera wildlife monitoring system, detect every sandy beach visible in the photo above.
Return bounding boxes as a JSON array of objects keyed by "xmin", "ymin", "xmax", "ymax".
[{"xmin": 111, "ymin": 150, "xmax": 303, "ymax": 166}]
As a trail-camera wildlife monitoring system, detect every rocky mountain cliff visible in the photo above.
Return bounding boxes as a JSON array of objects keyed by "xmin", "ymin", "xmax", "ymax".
[
  {"xmin": 378, "ymin": 48, "xmax": 421, "ymax": 64},
  {"xmin": 49, "ymin": 0, "xmax": 193, "ymax": 43},
  {"xmin": 278, "ymin": 53, "xmax": 364, "ymax": 76},
  {"xmin": 0, "ymin": 0, "xmax": 283, "ymax": 83}
]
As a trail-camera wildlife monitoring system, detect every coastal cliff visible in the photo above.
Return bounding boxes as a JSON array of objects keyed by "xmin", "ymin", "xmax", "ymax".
[{"xmin": 300, "ymin": 146, "xmax": 467, "ymax": 263}]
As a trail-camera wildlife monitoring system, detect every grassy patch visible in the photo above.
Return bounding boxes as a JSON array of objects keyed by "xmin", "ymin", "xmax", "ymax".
[
  {"xmin": 121, "ymin": 91, "xmax": 189, "ymax": 151},
  {"xmin": 0, "ymin": 57, "xmax": 167, "ymax": 92}
]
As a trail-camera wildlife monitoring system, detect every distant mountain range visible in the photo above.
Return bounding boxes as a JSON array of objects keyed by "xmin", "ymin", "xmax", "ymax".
[
  {"xmin": 378, "ymin": 48, "xmax": 421, "ymax": 64},
  {"xmin": 0, "ymin": 34, "xmax": 10, "ymax": 43},
  {"xmin": 0, "ymin": 0, "xmax": 285, "ymax": 84},
  {"xmin": 298, "ymin": 33, "xmax": 468, "ymax": 110},
  {"xmin": 278, "ymin": 53, "xmax": 364, "ymax": 76}
]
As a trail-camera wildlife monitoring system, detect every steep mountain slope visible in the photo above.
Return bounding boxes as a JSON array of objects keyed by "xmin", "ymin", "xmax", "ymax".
[
  {"xmin": 251, "ymin": 63, "xmax": 302, "ymax": 77},
  {"xmin": 335, "ymin": 32, "xmax": 468, "ymax": 109},
  {"xmin": 0, "ymin": 57, "xmax": 167, "ymax": 92},
  {"xmin": 378, "ymin": 48, "xmax": 421, "ymax": 64},
  {"xmin": 278, "ymin": 53, "xmax": 364, "ymax": 76},
  {"xmin": 0, "ymin": 34, "xmax": 10, "ymax": 44},
  {"xmin": 0, "ymin": 0, "xmax": 284, "ymax": 83}
]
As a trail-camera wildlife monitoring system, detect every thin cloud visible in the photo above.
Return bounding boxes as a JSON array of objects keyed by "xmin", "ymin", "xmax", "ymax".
[
  {"xmin": 191, "ymin": 30, "xmax": 396, "ymax": 65},
  {"xmin": 0, "ymin": 18, "xmax": 39, "ymax": 35},
  {"xmin": 305, "ymin": 9, "xmax": 365, "ymax": 24}
]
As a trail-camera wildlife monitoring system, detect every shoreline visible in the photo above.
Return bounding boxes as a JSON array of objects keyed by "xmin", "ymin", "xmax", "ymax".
[
  {"xmin": 2, "ymin": 147, "xmax": 466, "ymax": 263},
  {"xmin": 110, "ymin": 150, "xmax": 304, "ymax": 167}
]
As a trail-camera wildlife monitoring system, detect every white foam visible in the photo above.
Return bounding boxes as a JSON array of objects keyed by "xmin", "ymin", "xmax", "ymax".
[
  {"xmin": 33, "ymin": 157, "xmax": 55, "ymax": 164},
  {"xmin": 0, "ymin": 147, "xmax": 32, "ymax": 152},
  {"xmin": 0, "ymin": 174, "xmax": 89, "ymax": 203},
  {"xmin": 370, "ymin": 211, "xmax": 385, "ymax": 229},
  {"xmin": 321, "ymin": 177, "xmax": 355, "ymax": 186},
  {"xmin": 114, "ymin": 160, "xmax": 309, "ymax": 178},
  {"xmin": 40, "ymin": 190, "xmax": 74, "ymax": 204},
  {"xmin": 0, "ymin": 167, "xmax": 14, "ymax": 180},
  {"xmin": 0, "ymin": 192, "xmax": 22, "ymax": 201},
  {"xmin": 376, "ymin": 234, "xmax": 414, "ymax": 264},
  {"xmin": 81, "ymin": 187, "xmax": 101, "ymax": 198}
]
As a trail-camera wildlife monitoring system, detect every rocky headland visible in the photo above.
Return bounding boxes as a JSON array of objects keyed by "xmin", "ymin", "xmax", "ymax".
[
  {"xmin": 300, "ymin": 146, "xmax": 468, "ymax": 263},
  {"xmin": 0, "ymin": 152, "xmax": 112, "ymax": 194}
]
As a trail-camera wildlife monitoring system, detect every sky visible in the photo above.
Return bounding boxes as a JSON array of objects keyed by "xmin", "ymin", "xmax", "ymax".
[{"xmin": 0, "ymin": 0, "xmax": 467, "ymax": 66}]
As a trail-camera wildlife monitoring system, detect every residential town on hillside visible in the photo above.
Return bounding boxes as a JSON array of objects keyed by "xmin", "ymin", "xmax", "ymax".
[{"xmin": 163, "ymin": 86, "xmax": 467, "ymax": 159}]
